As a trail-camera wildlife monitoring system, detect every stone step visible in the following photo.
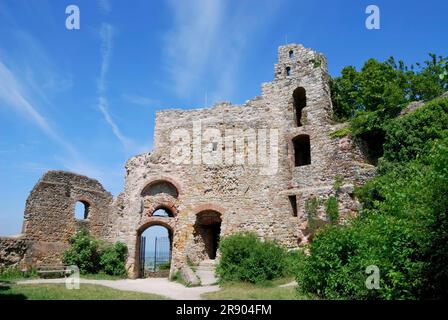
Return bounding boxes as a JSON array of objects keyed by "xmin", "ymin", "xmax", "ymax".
[
  {"xmin": 194, "ymin": 259, "xmax": 217, "ymax": 286},
  {"xmin": 195, "ymin": 266, "xmax": 215, "ymax": 272},
  {"xmin": 198, "ymin": 259, "xmax": 216, "ymax": 267}
]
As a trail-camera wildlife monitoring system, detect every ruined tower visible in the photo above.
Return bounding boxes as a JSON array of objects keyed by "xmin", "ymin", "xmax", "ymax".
[{"xmin": 0, "ymin": 44, "xmax": 374, "ymax": 279}]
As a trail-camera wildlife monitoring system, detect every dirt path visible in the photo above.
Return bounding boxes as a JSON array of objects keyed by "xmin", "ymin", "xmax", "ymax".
[{"xmin": 17, "ymin": 278, "xmax": 220, "ymax": 300}]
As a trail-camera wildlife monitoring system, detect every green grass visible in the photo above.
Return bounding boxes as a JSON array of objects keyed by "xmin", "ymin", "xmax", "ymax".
[
  {"xmin": 201, "ymin": 279, "xmax": 310, "ymax": 300},
  {"xmin": 80, "ymin": 273, "xmax": 127, "ymax": 280},
  {"xmin": 0, "ymin": 268, "xmax": 38, "ymax": 281},
  {"xmin": 0, "ymin": 283, "xmax": 169, "ymax": 300}
]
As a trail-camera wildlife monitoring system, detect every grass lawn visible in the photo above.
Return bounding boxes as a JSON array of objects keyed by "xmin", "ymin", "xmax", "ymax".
[
  {"xmin": 0, "ymin": 283, "xmax": 168, "ymax": 300},
  {"xmin": 201, "ymin": 279, "xmax": 311, "ymax": 300}
]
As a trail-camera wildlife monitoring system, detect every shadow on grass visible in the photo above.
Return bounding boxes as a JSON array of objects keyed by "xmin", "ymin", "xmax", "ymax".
[{"xmin": 0, "ymin": 282, "xmax": 27, "ymax": 300}]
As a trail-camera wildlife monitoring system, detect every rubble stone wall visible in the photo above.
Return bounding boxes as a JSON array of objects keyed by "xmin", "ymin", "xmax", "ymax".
[
  {"xmin": 0, "ymin": 237, "xmax": 27, "ymax": 269},
  {"xmin": 21, "ymin": 171, "xmax": 116, "ymax": 266}
]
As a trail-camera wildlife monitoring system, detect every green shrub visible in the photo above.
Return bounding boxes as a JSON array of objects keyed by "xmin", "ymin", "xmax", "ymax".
[
  {"xmin": 62, "ymin": 230, "xmax": 128, "ymax": 276},
  {"xmin": 285, "ymin": 250, "xmax": 307, "ymax": 277},
  {"xmin": 99, "ymin": 242, "xmax": 128, "ymax": 276},
  {"xmin": 325, "ymin": 196, "xmax": 339, "ymax": 224},
  {"xmin": 216, "ymin": 233, "xmax": 287, "ymax": 284},
  {"xmin": 297, "ymin": 136, "xmax": 448, "ymax": 300},
  {"xmin": 383, "ymin": 96, "xmax": 448, "ymax": 163},
  {"xmin": 62, "ymin": 229, "xmax": 100, "ymax": 274}
]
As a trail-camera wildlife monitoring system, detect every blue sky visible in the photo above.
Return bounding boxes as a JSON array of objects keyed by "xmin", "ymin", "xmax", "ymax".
[{"xmin": 1, "ymin": 0, "xmax": 447, "ymax": 236}]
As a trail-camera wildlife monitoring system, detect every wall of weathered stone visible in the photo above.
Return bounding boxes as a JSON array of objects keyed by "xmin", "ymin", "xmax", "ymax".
[
  {"xmin": 21, "ymin": 170, "xmax": 116, "ymax": 266},
  {"xmin": 116, "ymin": 44, "xmax": 375, "ymax": 278},
  {"xmin": 0, "ymin": 236, "xmax": 28, "ymax": 270}
]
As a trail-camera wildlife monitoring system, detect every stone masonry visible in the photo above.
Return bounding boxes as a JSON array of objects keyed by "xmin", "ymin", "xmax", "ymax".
[{"xmin": 0, "ymin": 44, "xmax": 375, "ymax": 278}]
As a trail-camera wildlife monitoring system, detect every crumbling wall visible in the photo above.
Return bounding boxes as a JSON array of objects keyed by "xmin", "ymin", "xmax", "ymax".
[{"xmin": 22, "ymin": 170, "xmax": 116, "ymax": 266}]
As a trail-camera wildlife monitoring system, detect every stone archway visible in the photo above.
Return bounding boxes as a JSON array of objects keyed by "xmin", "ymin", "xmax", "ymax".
[{"xmin": 135, "ymin": 218, "xmax": 175, "ymax": 278}]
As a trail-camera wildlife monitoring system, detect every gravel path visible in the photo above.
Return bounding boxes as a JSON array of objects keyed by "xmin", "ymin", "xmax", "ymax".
[{"xmin": 17, "ymin": 278, "xmax": 220, "ymax": 300}]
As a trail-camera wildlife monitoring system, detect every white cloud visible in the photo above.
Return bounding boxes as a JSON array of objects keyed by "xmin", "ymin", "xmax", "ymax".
[
  {"xmin": 122, "ymin": 94, "xmax": 156, "ymax": 107},
  {"xmin": 98, "ymin": 23, "xmax": 113, "ymax": 93},
  {"xmin": 96, "ymin": 22, "xmax": 135, "ymax": 152},
  {"xmin": 0, "ymin": 60, "xmax": 77, "ymax": 157},
  {"xmin": 163, "ymin": 0, "xmax": 283, "ymax": 102},
  {"xmin": 164, "ymin": 0, "xmax": 224, "ymax": 98},
  {"xmin": 98, "ymin": 96, "xmax": 132, "ymax": 149}
]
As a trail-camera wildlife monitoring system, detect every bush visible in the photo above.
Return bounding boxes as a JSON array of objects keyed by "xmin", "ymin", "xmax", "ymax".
[
  {"xmin": 285, "ymin": 250, "xmax": 307, "ymax": 278},
  {"xmin": 297, "ymin": 136, "xmax": 448, "ymax": 300},
  {"xmin": 62, "ymin": 229, "xmax": 100, "ymax": 274},
  {"xmin": 296, "ymin": 96, "xmax": 448, "ymax": 300},
  {"xmin": 62, "ymin": 230, "xmax": 128, "ymax": 276},
  {"xmin": 383, "ymin": 96, "xmax": 448, "ymax": 163},
  {"xmin": 216, "ymin": 233, "xmax": 287, "ymax": 284},
  {"xmin": 99, "ymin": 242, "xmax": 128, "ymax": 276}
]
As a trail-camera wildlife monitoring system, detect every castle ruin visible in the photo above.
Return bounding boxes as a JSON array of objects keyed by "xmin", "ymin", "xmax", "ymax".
[{"xmin": 0, "ymin": 44, "xmax": 375, "ymax": 278}]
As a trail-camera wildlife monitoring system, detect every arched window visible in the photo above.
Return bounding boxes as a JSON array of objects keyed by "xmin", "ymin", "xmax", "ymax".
[
  {"xmin": 152, "ymin": 207, "xmax": 174, "ymax": 217},
  {"xmin": 293, "ymin": 87, "xmax": 306, "ymax": 127},
  {"xmin": 141, "ymin": 180, "xmax": 179, "ymax": 198},
  {"xmin": 75, "ymin": 201, "xmax": 89, "ymax": 220},
  {"xmin": 293, "ymin": 135, "xmax": 311, "ymax": 166},
  {"xmin": 289, "ymin": 50, "xmax": 294, "ymax": 59},
  {"xmin": 286, "ymin": 66, "xmax": 291, "ymax": 76}
]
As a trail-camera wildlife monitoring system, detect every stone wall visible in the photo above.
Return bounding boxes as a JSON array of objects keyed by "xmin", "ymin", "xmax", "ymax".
[
  {"xmin": 0, "ymin": 43, "xmax": 376, "ymax": 279},
  {"xmin": 21, "ymin": 170, "xmax": 116, "ymax": 266},
  {"xmin": 0, "ymin": 236, "xmax": 27, "ymax": 270},
  {"xmin": 115, "ymin": 44, "xmax": 376, "ymax": 277}
]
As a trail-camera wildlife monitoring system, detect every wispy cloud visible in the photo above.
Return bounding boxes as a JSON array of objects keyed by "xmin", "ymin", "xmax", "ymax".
[
  {"xmin": 0, "ymin": 58, "xmax": 117, "ymax": 187},
  {"xmin": 163, "ymin": 0, "xmax": 283, "ymax": 102},
  {"xmin": 96, "ymin": 22, "xmax": 134, "ymax": 151},
  {"xmin": 98, "ymin": 23, "xmax": 113, "ymax": 92},
  {"xmin": 122, "ymin": 94, "xmax": 156, "ymax": 107},
  {"xmin": 0, "ymin": 60, "xmax": 77, "ymax": 157},
  {"xmin": 164, "ymin": 0, "xmax": 223, "ymax": 98},
  {"xmin": 98, "ymin": 96, "xmax": 132, "ymax": 148}
]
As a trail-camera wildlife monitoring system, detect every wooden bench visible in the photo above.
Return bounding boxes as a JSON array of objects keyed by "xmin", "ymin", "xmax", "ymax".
[{"xmin": 36, "ymin": 265, "xmax": 73, "ymax": 278}]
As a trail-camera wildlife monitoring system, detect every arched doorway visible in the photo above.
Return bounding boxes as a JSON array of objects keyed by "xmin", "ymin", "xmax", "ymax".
[
  {"xmin": 137, "ymin": 223, "xmax": 173, "ymax": 278},
  {"xmin": 194, "ymin": 211, "xmax": 222, "ymax": 260}
]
